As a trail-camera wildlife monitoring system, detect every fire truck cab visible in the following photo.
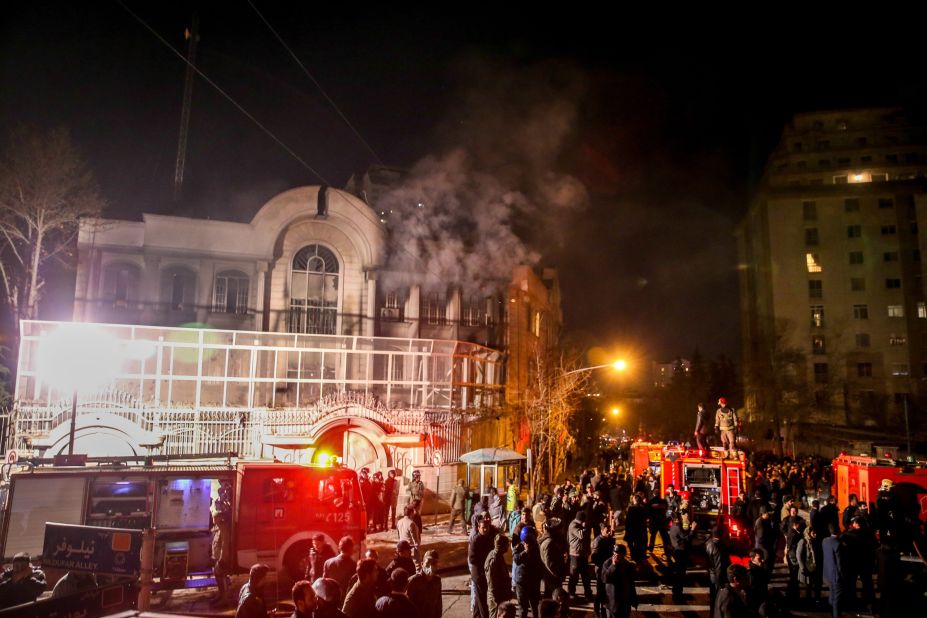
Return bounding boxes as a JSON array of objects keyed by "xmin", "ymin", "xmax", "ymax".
[
  {"xmin": 832, "ymin": 453, "xmax": 927, "ymax": 525},
  {"xmin": 0, "ymin": 459, "xmax": 366, "ymax": 586},
  {"xmin": 659, "ymin": 447, "xmax": 749, "ymax": 543},
  {"xmin": 629, "ymin": 441, "xmax": 665, "ymax": 479}
]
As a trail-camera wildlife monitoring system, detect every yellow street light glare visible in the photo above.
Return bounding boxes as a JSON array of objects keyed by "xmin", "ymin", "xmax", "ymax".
[
  {"xmin": 612, "ymin": 360, "xmax": 627, "ymax": 371},
  {"xmin": 611, "ymin": 407, "xmax": 620, "ymax": 416}
]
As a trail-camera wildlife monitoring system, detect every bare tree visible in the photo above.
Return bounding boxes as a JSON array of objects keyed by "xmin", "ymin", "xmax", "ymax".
[
  {"xmin": 0, "ymin": 127, "xmax": 103, "ymax": 327},
  {"xmin": 524, "ymin": 349, "xmax": 589, "ymax": 498}
]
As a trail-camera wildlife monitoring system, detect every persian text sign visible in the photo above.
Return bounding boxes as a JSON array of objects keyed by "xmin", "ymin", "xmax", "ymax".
[{"xmin": 42, "ymin": 522, "xmax": 142, "ymax": 577}]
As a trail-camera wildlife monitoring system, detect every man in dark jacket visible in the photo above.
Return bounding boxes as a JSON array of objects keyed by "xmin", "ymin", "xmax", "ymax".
[
  {"xmin": 539, "ymin": 518, "xmax": 567, "ymax": 597},
  {"xmin": 567, "ymin": 511, "xmax": 593, "ymax": 602},
  {"xmin": 822, "ymin": 523, "xmax": 845, "ymax": 618},
  {"xmin": 236, "ymin": 564, "xmax": 270, "ymax": 618},
  {"xmin": 745, "ymin": 548, "xmax": 769, "ymax": 615},
  {"xmin": 407, "ymin": 550, "xmax": 442, "ymax": 618},
  {"xmin": 602, "ymin": 544, "xmax": 637, "ymax": 618},
  {"xmin": 469, "ymin": 516, "xmax": 496, "ymax": 618},
  {"xmin": 374, "ymin": 569, "xmax": 416, "ymax": 618},
  {"xmin": 324, "ymin": 536, "xmax": 357, "ymax": 605},
  {"xmin": 386, "ymin": 541, "xmax": 416, "ymax": 578},
  {"xmin": 591, "ymin": 524, "xmax": 615, "ymax": 618},
  {"xmin": 705, "ymin": 526, "xmax": 730, "ymax": 617},
  {"xmin": 842, "ymin": 515, "xmax": 876, "ymax": 612},
  {"xmin": 485, "ymin": 534, "xmax": 512, "ymax": 618},
  {"xmin": 693, "ymin": 403, "xmax": 713, "ymax": 451},
  {"xmin": 668, "ymin": 514, "xmax": 696, "ymax": 602},
  {"xmin": 753, "ymin": 508, "xmax": 776, "ymax": 573},
  {"xmin": 307, "ymin": 534, "xmax": 337, "ymax": 581},
  {"xmin": 343, "ymin": 559, "xmax": 379, "ymax": 618},
  {"xmin": 714, "ymin": 564, "xmax": 749, "ymax": 618},
  {"xmin": 0, "ymin": 553, "xmax": 46, "ymax": 609},
  {"xmin": 624, "ymin": 494, "xmax": 648, "ymax": 563},
  {"xmin": 513, "ymin": 527, "xmax": 543, "ymax": 618},
  {"xmin": 291, "ymin": 579, "xmax": 316, "ymax": 618}
]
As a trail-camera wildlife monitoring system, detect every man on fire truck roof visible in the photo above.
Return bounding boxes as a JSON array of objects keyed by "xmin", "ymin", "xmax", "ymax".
[{"xmin": 714, "ymin": 398, "xmax": 738, "ymax": 458}]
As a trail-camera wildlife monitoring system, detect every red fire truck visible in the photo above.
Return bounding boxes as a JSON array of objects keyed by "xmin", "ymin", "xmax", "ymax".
[
  {"xmin": 832, "ymin": 453, "xmax": 927, "ymax": 525},
  {"xmin": 659, "ymin": 446, "xmax": 747, "ymax": 534},
  {"xmin": 629, "ymin": 441, "xmax": 666, "ymax": 479},
  {"xmin": 0, "ymin": 457, "xmax": 366, "ymax": 586}
]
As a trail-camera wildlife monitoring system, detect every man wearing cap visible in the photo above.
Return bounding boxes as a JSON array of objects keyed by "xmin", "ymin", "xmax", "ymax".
[
  {"xmin": 0, "ymin": 552, "xmax": 46, "ymax": 609},
  {"xmin": 602, "ymin": 544, "xmax": 637, "ymax": 618},
  {"xmin": 714, "ymin": 397, "xmax": 738, "ymax": 457}
]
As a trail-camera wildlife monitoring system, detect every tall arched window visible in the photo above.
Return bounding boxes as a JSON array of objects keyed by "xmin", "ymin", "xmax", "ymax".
[{"xmin": 289, "ymin": 244, "xmax": 339, "ymax": 334}]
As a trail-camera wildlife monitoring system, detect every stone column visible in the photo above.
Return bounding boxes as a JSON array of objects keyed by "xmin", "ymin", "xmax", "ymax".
[
  {"xmin": 408, "ymin": 285, "xmax": 421, "ymax": 338},
  {"xmin": 365, "ymin": 271, "xmax": 377, "ymax": 337}
]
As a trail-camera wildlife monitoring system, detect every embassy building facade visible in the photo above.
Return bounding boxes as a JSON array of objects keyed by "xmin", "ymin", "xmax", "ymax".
[{"xmin": 9, "ymin": 184, "xmax": 561, "ymax": 480}]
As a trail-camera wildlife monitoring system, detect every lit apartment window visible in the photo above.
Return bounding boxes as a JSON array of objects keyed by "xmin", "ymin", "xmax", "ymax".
[
  {"xmin": 806, "ymin": 253, "xmax": 822, "ymax": 273},
  {"xmin": 849, "ymin": 251, "xmax": 864, "ymax": 265},
  {"xmin": 850, "ymin": 278, "xmax": 866, "ymax": 291},
  {"xmin": 879, "ymin": 198, "xmax": 894, "ymax": 209},
  {"xmin": 844, "ymin": 198, "xmax": 860, "ymax": 212},
  {"xmin": 884, "ymin": 252, "xmax": 899, "ymax": 262},
  {"xmin": 837, "ymin": 120, "xmax": 847, "ymax": 130},
  {"xmin": 834, "ymin": 175, "xmax": 849, "ymax": 184},
  {"xmin": 892, "ymin": 363, "xmax": 910, "ymax": 376},
  {"xmin": 857, "ymin": 363, "xmax": 873, "ymax": 377},
  {"xmin": 809, "ymin": 280, "xmax": 823, "ymax": 299},
  {"xmin": 855, "ymin": 333, "xmax": 870, "ymax": 348},
  {"xmin": 802, "ymin": 201, "xmax": 817, "ymax": 220},
  {"xmin": 888, "ymin": 304, "xmax": 904, "ymax": 317},
  {"xmin": 881, "ymin": 225, "xmax": 897, "ymax": 235},
  {"xmin": 886, "ymin": 278, "xmax": 902, "ymax": 289},
  {"xmin": 847, "ymin": 225, "xmax": 862, "ymax": 238},
  {"xmin": 812, "ymin": 335, "xmax": 826, "ymax": 355},
  {"xmin": 890, "ymin": 334, "xmax": 907, "ymax": 346},
  {"xmin": 813, "ymin": 363, "xmax": 828, "ymax": 384},
  {"xmin": 853, "ymin": 304, "xmax": 869, "ymax": 319},
  {"xmin": 918, "ymin": 302, "xmax": 927, "ymax": 318},
  {"xmin": 805, "ymin": 228, "xmax": 819, "ymax": 245},
  {"xmin": 810, "ymin": 305, "xmax": 825, "ymax": 327}
]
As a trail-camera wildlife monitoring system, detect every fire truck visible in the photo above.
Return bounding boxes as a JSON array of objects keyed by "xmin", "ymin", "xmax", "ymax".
[
  {"xmin": 832, "ymin": 453, "xmax": 927, "ymax": 525},
  {"xmin": 629, "ymin": 441, "xmax": 666, "ymax": 479},
  {"xmin": 0, "ymin": 456, "xmax": 366, "ymax": 586},
  {"xmin": 659, "ymin": 446, "xmax": 747, "ymax": 534}
]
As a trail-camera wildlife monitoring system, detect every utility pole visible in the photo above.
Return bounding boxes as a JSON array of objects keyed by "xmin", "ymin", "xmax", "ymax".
[{"xmin": 173, "ymin": 13, "xmax": 199, "ymax": 202}]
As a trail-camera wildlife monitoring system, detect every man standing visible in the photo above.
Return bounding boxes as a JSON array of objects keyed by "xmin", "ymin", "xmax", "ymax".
[
  {"xmin": 397, "ymin": 506, "xmax": 422, "ymax": 566},
  {"xmin": 714, "ymin": 397, "xmax": 738, "ymax": 457},
  {"xmin": 693, "ymin": 403, "xmax": 713, "ymax": 451},
  {"xmin": 236, "ymin": 564, "xmax": 270, "ymax": 618},
  {"xmin": 513, "ymin": 527, "xmax": 544, "ymax": 618},
  {"xmin": 539, "ymin": 518, "xmax": 567, "ymax": 597},
  {"xmin": 407, "ymin": 550, "xmax": 442, "ymax": 618},
  {"xmin": 374, "ymin": 569, "xmax": 417, "ymax": 618},
  {"xmin": 668, "ymin": 514, "xmax": 696, "ymax": 603},
  {"xmin": 384, "ymin": 469, "xmax": 399, "ymax": 530},
  {"xmin": 211, "ymin": 510, "xmax": 232, "ymax": 605},
  {"xmin": 602, "ymin": 544, "xmax": 637, "ymax": 618},
  {"xmin": 705, "ymin": 526, "xmax": 730, "ymax": 617},
  {"xmin": 567, "ymin": 511, "xmax": 593, "ymax": 602},
  {"xmin": 323, "ymin": 536, "xmax": 357, "ymax": 605},
  {"xmin": 291, "ymin": 580, "xmax": 316, "ymax": 618},
  {"xmin": 307, "ymin": 534, "xmax": 337, "ymax": 582},
  {"xmin": 714, "ymin": 564, "xmax": 749, "ymax": 618},
  {"xmin": 449, "ymin": 479, "xmax": 468, "ymax": 534},
  {"xmin": 408, "ymin": 470, "xmax": 425, "ymax": 515},
  {"xmin": 343, "ymin": 559, "xmax": 379, "ymax": 618},
  {"xmin": 753, "ymin": 508, "xmax": 776, "ymax": 572},
  {"xmin": 624, "ymin": 494, "xmax": 648, "ymax": 563},
  {"xmin": 0, "ymin": 553, "xmax": 46, "ymax": 609},
  {"xmin": 485, "ymin": 534, "xmax": 513, "ymax": 618},
  {"xmin": 822, "ymin": 523, "xmax": 845, "ymax": 618},
  {"xmin": 468, "ymin": 516, "xmax": 496, "ymax": 618}
]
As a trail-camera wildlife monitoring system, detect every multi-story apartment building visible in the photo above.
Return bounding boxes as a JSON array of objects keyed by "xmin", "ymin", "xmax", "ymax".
[
  {"xmin": 738, "ymin": 108, "xmax": 927, "ymax": 435},
  {"xmin": 10, "ymin": 184, "xmax": 561, "ymax": 483}
]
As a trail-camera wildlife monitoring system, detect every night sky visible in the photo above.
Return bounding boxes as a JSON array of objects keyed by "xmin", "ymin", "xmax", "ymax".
[{"xmin": 3, "ymin": 4, "xmax": 926, "ymax": 370}]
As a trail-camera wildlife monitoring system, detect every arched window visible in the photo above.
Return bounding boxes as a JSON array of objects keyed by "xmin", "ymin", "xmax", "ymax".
[
  {"xmin": 160, "ymin": 266, "xmax": 197, "ymax": 311},
  {"xmin": 289, "ymin": 244, "xmax": 339, "ymax": 334},
  {"xmin": 101, "ymin": 262, "xmax": 140, "ymax": 309},
  {"xmin": 213, "ymin": 270, "xmax": 249, "ymax": 314}
]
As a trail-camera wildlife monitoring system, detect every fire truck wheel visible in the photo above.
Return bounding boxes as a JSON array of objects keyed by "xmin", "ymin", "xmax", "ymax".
[{"xmin": 284, "ymin": 541, "xmax": 313, "ymax": 583}]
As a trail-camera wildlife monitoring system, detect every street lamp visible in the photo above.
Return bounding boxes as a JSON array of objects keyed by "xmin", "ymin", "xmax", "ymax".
[
  {"xmin": 611, "ymin": 406, "xmax": 620, "ymax": 417},
  {"xmin": 564, "ymin": 359, "xmax": 629, "ymax": 376}
]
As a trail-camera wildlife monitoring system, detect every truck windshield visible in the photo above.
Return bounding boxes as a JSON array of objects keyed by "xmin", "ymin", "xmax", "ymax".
[{"xmin": 684, "ymin": 465, "xmax": 721, "ymax": 487}]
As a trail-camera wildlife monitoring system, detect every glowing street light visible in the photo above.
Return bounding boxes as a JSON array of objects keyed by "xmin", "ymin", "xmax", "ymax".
[
  {"xmin": 37, "ymin": 323, "xmax": 123, "ymax": 456},
  {"xmin": 564, "ymin": 359, "xmax": 629, "ymax": 376},
  {"xmin": 611, "ymin": 406, "xmax": 621, "ymax": 417}
]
